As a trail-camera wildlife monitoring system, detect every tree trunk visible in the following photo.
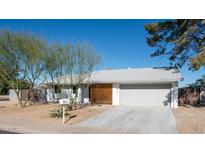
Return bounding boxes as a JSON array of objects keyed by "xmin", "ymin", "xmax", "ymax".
[
  {"xmin": 13, "ymin": 89, "xmax": 25, "ymax": 108},
  {"xmin": 24, "ymin": 87, "xmax": 34, "ymax": 107}
]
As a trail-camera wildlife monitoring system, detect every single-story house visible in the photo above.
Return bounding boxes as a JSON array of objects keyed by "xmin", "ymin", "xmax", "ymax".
[{"xmin": 46, "ymin": 67, "xmax": 182, "ymax": 108}]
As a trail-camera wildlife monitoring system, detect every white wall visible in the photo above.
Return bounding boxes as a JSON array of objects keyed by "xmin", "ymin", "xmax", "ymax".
[
  {"xmin": 81, "ymin": 85, "xmax": 89, "ymax": 99},
  {"xmin": 9, "ymin": 89, "xmax": 19, "ymax": 102},
  {"xmin": 119, "ymin": 84, "xmax": 171, "ymax": 107},
  {"xmin": 171, "ymin": 82, "xmax": 178, "ymax": 108},
  {"xmin": 46, "ymin": 89, "xmax": 54, "ymax": 102},
  {"xmin": 80, "ymin": 85, "xmax": 90, "ymax": 104},
  {"xmin": 112, "ymin": 83, "xmax": 120, "ymax": 105},
  {"xmin": 62, "ymin": 89, "xmax": 69, "ymax": 98}
]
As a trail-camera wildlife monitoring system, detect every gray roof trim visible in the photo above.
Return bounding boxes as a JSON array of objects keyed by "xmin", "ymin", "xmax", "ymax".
[
  {"xmin": 47, "ymin": 67, "xmax": 182, "ymax": 85},
  {"xmin": 89, "ymin": 79, "xmax": 180, "ymax": 84},
  {"xmin": 88, "ymin": 67, "xmax": 182, "ymax": 84}
]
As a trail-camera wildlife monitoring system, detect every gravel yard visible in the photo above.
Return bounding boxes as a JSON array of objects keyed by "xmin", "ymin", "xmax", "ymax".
[
  {"xmin": 173, "ymin": 106, "xmax": 205, "ymax": 134},
  {"xmin": 0, "ymin": 101, "xmax": 111, "ymax": 133}
]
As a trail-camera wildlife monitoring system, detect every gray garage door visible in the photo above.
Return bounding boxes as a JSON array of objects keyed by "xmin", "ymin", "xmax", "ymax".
[{"xmin": 120, "ymin": 84, "xmax": 171, "ymax": 107}]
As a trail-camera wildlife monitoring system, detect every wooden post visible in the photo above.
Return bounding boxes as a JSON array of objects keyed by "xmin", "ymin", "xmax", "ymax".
[
  {"xmin": 59, "ymin": 100, "xmax": 68, "ymax": 124},
  {"xmin": 62, "ymin": 106, "xmax": 65, "ymax": 124}
]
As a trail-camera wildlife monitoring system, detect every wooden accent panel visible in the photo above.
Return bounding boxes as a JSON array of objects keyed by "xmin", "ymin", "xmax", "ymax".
[{"xmin": 90, "ymin": 84, "xmax": 112, "ymax": 104}]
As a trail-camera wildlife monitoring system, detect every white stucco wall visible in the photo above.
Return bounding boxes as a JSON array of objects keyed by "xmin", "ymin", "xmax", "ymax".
[
  {"xmin": 62, "ymin": 89, "xmax": 69, "ymax": 98},
  {"xmin": 81, "ymin": 85, "xmax": 90, "ymax": 103},
  {"xmin": 9, "ymin": 89, "xmax": 19, "ymax": 102},
  {"xmin": 46, "ymin": 89, "xmax": 54, "ymax": 102},
  {"xmin": 171, "ymin": 82, "xmax": 178, "ymax": 108},
  {"xmin": 81, "ymin": 86, "xmax": 89, "ymax": 99},
  {"xmin": 112, "ymin": 83, "xmax": 120, "ymax": 105}
]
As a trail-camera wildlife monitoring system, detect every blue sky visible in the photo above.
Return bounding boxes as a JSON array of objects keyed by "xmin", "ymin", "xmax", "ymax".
[{"xmin": 0, "ymin": 19, "xmax": 204, "ymax": 86}]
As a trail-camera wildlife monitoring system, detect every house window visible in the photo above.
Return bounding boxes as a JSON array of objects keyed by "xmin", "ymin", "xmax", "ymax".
[
  {"xmin": 54, "ymin": 85, "xmax": 61, "ymax": 94},
  {"xmin": 72, "ymin": 86, "xmax": 77, "ymax": 94}
]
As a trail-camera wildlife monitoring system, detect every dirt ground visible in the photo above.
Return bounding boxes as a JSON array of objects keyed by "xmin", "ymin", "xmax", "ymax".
[
  {"xmin": 173, "ymin": 106, "xmax": 205, "ymax": 134},
  {"xmin": 0, "ymin": 101, "xmax": 111, "ymax": 133}
]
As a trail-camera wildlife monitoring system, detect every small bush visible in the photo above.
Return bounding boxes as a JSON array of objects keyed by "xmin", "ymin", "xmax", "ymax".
[{"xmin": 49, "ymin": 107, "xmax": 69, "ymax": 118}]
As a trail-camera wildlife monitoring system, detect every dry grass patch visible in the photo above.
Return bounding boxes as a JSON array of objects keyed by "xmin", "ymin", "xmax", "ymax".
[{"xmin": 173, "ymin": 106, "xmax": 205, "ymax": 133}]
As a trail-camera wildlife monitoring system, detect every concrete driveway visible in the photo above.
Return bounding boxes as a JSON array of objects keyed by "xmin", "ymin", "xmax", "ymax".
[{"xmin": 71, "ymin": 106, "xmax": 178, "ymax": 134}]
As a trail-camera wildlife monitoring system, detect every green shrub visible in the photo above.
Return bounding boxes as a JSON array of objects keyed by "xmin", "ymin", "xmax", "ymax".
[{"xmin": 49, "ymin": 107, "xmax": 69, "ymax": 118}]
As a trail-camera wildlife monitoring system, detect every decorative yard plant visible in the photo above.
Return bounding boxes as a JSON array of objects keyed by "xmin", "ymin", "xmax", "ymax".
[{"xmin": 49, "ymin": 107, "xmax": 69, "ymax": 118}]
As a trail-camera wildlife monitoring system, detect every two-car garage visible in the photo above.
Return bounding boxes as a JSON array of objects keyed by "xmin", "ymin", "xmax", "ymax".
[{"xmin": 119, "ymin": 84, "xmax": 171, "ymax": 107}]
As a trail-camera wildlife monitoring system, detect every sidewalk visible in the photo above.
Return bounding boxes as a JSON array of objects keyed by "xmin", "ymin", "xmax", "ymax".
[
  {"xmin": 0, "ymin": 95, "xmax": 9, "ymax": 101},
  {"xmin": 0, "ymin": 120, "xmax": 119, "ymax": 134}
]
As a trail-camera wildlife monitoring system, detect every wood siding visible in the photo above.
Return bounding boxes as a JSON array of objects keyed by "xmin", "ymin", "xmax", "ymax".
[{"xmin": 90, "ymin": 84, "xmax": 112, "ymax": 105}]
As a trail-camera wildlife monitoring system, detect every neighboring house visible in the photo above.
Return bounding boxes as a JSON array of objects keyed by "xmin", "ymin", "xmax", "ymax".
[
  {"xmin": 178, "ymin": 87, "xmax": 205, "ymax": 106},
  {"xmin": 46, "ymin": 67, "xmax": 182, "ymax": 108},
  {"xmin": 9, "ymin": 87, "xmax": 47, "ymax": 103}
]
